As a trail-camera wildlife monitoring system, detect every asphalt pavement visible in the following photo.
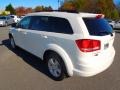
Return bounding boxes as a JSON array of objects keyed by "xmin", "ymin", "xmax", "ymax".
[{"xmin": 0, "ymin": 26, "xmax": 120, "ymax": 90}]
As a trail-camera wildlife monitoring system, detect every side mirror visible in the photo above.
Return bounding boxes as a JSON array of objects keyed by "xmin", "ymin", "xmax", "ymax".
[{"xmin": 11, "ymin": 23, "xmax": 16, "ymax": 27}]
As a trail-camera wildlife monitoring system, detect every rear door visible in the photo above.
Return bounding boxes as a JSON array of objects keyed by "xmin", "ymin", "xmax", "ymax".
[
  {"xmin": 83, "ymin": 17, "xmax": 115, "ymax": 53},
  {"xmin": 24, "ymin": 16, "xmax": 51, "ymax": 58}
]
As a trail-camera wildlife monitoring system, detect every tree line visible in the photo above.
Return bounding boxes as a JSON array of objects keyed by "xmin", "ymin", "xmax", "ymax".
[
  {"xmin": 2, "ymin": 0, "xmax": 120, "ymax": 19},
  {"xmin": 4, "ymin": 4, "xmax": 53, "ymax": 16},
  {"xmin": 60, "ymin": 0, "xmax": 120, "ymax": 20}
]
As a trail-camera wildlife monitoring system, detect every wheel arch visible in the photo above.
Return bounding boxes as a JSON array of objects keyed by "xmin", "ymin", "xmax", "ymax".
[
  {"xmin": 9, "ymin": 32, "xmax": 14, "ymax": 38},
  {"xmin": 43, "ymin": 44, "xmax": 74, "ymax": 77},
  {"xmin": 9, "ymin": 33, "xmax": 12, "ymax": 38}
]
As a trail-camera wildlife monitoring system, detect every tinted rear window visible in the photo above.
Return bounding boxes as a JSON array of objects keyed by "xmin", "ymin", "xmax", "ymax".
[{"xmin": 83, "ymin": 18, "xmax": 113, "ymax": 36}]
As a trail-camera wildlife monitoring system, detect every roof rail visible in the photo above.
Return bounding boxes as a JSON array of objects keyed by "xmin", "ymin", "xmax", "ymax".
[
  {"xmin": 38, "ymin": 10, "xmax": 79, "ymax": 13},
  {"xmin": 53, "ymin": 10, "xmax": 78, "ymax": 13}
]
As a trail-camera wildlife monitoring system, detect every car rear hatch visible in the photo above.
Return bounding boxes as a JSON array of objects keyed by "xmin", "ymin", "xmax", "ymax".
[{"xmin": 77, "ymin": 14, "xmax": 115, "ymax": 53}]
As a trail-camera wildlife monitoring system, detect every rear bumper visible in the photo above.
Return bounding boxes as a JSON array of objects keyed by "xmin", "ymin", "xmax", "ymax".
[{"xmin": 73, "ymin": 48, "xmax": 115, "ymax": 77}]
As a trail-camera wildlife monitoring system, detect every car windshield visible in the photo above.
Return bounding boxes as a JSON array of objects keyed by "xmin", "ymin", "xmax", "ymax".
[
  {"xmin": 0, "ymin": 16, "xmax": 6, "ymax": 19},
  {"xmin": 83, "ymin": 18, "xmax": 113, "ymax": 36}
]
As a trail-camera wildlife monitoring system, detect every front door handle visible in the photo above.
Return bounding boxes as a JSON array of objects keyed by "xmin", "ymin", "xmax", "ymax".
[
  {"xmin": 23, "ymin": 31, "xmax": 27, "ymax": 35},
  {"xmin": 41, "ymin": 35, "xmax": 48, "ymax": 38},
  {"xmin": 21, "ymin": 31, "xmax": 27, "ymax": 34},
  {"xmin": 18, "ymin": 30, "xmax": 27, "ymax": 35}
]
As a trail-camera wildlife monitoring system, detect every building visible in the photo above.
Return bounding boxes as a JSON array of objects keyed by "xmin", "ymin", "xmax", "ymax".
[{"xmin": 0, "ymin": 11, "xmax": 10, "ymax": 15}]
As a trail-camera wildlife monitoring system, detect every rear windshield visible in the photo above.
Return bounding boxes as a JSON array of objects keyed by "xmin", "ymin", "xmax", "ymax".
[{"xmin": 83, "ymin": 18, "xmax": 113, "ymax": 36}]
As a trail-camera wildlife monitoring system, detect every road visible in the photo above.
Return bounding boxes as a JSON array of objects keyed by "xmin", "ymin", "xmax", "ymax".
[{"xmin": 0, "ymin": 26, "xmax": 120, "ymax": 90}]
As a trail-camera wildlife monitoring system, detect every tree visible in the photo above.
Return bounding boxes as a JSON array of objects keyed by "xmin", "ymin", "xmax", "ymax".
[
  {"xmin": 111, "ymin": 9, "xmax": 120, "ymax": 20},
  {"xmin": 44, "ymin": 6, "xmax": 53, "ymax": 11},
  {"xmin": 61, "ymin": 0, "xmax": 119, "ymax": 19},
  {"xmin": 15, "ymin": 7, "xmax": 26, "ymax": 16},
  {"xmin": 34, "ymin": 6, "xmax": 53, "ymax": 12},
  {"xmin": 5, "ymin": 4, "xmax": 16, "ymax": 14},
  {"xmin": 95, "ymin": 0, "xmax": 119, "ymax": 19},
  {"xmin": 74, "ymin": 0, "xmax": 85, "ymax": 11},
  {"xmin": 60, "ymin": 1, "xmax": 76, "ymax": 11},
  {"xmin": 60, "ymin": 0, "xmax": 95, "ymax": 12},
  {"xmin": 16, "ymin": 7, "xmax": 33, "ymax": 16},
  {"xmin": 34, "ymin": 6, "xmax": 44, "ymax": 12},
  {"xmin": 80, "ymin": 0, "xmax": 97, "ymax": 13},
  {"xmin": 26, "ymin": 8, "xmax": 33, "ymax": 13}
]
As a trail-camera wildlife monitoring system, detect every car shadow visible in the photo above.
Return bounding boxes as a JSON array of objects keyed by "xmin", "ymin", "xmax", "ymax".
[{"xmin": 1, "ymin": 39, "xmax": 53, "ymax": 80}]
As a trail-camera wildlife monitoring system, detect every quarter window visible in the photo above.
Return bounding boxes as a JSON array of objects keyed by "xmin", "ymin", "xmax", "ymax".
[{"xmin": 49, "ymin": 17, "xmax": 73, "ymax": 34}]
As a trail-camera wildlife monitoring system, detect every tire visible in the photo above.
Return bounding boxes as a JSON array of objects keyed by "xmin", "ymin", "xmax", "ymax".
[
  {"xmin": 9, "ymin": 36, "xmax": 17, "ymax": 49},
  {"xmin": 46, "ymin": 52, "xmax": 66, "ymax": 81}
]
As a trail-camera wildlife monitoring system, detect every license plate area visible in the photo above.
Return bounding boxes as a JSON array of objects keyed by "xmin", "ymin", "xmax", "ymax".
[{"xmin": 104, "ymin": 43, "xmax": 109, "ymax": 49}]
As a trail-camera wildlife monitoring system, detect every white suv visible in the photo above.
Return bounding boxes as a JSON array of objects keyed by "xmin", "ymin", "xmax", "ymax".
[
  {"xmin": 9, "ymin": 12, "xmax": 115, "ymax": 81},
  {"xmin": 9, "ymin": 15, "xmax": 20, "ymax": 23},
  {"xmin": 107, "ymin": 19, "xmax": 115, "ymax": 29}
]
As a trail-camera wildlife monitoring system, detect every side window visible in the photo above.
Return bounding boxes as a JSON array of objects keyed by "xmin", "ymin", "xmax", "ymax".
[
  {"xmin": 17, "ymin": 16, "xmax": 31, "ymax": 29},
  {"xmin": 7, "ymin": 16, "xmax": 11, "ymax": 20},
  {"xmin": 4, "ymin": 17, "xmax": 7, "ymax": 20},
  {"xmin": 30, "ymin": 16, "xmax": 50, "ymax": 31},
  {"xmin": 49, "ymin": 17, "xmax": 73, "ymax": 34},
  {"xmin": 7, "ymin": 17, "xmax": 9, "ymax": 20},
  {"xmin": 29, "ymin": 16, "xmax": 73, "ymax": 34}
]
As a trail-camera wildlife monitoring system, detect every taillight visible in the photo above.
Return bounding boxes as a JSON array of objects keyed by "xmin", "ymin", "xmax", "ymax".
[
  {"xmin": 75, "ymin": 39, "xmax": 101, "ymax": 52},
  {"xmin": 96, "ymin": 14, "xmax": 104, "ymax": 19}
]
